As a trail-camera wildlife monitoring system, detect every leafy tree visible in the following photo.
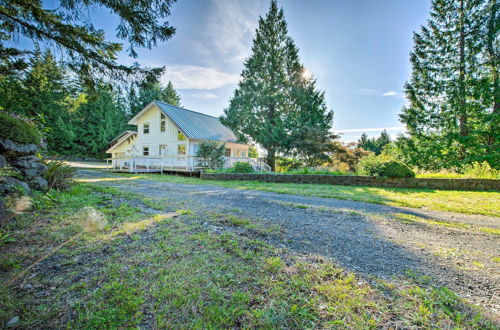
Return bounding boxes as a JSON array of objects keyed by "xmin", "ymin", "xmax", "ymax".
[
  {"xmin": 248, "ymin": 146, "xmax": 258, "ymax": 158},
  {"xmin": 222, "ymin": 1, "xmax": 333, "ymax": 170},
  {"xmin": 400, "ymin": 0, "xmax": 499, "ymax": 169},
  {"xmin": 196, "ymin": 141, "xmax": 225, "ymax": 170},
  {"xmin": 0, "ymin": 0, "xmax": 176, "ymax": 78},
  {"xmin": 129, "ymin": 79, "xmax": 181, "ymax": 117}
]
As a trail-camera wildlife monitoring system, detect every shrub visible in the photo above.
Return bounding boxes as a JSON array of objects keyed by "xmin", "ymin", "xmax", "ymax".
[
  {"xmin": 379, "ymin": 161, "xmax": 415, "ymax": 178},
  {"xmin": 276, "ymin": 157, "xmax": 302, "ymax": 172},
  {"xmin": 462, "ymin": 161, "xmax": 499, "ymax": 179},
  {"xmin": 0, "ymin": 112, "xmax": 41, "ymax": 144},
  {"xmin": 227, "ymin": 162, "xmax": 254, "ymax": 173},
  {"xmin": 357, "ymin": 155, "xmax": 415, "ymax": 178},
  {"xmin": 196, "ymin": 141, "xmax": 225, "ymax": 170},
  {"xmin": 43, "ymin": 160, "xmax": 76, "ymax": 190},
  {"xmin": 357, "ymin": 155, "xmax": 385, "ymax": 176}
]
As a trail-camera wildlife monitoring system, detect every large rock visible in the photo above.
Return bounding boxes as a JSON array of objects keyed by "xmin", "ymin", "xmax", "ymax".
[
  {"xmin": 0, "ymin": 155, "xmax": 6, "ymax": 168},
  {"xmin": 28, "ymin": 176, "xmax": 48, "ymax": 191},
  {"xmin": 12, "ymin": 159, "xmax": 47, "ymax": 179},
  {"xmin": 0, "ymin": 139, "xmax": 37, "ymax": 158},
  {"xmin": 0, "ymin": 176, "xmax": 30, "ymax": 194}
]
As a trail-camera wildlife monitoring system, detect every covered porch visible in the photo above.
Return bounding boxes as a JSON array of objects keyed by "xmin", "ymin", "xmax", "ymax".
[{"xmin": 106, "ymin": 156, "xmax": 271, "ymax": 173}]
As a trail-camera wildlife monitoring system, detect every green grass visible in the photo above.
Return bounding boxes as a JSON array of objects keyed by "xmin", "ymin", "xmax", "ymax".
[
  {"xmin": 104, "ymin": 172, "xmax": 500, "ymax": 217},
  {"xmin": 0, "ymin": 184, "xmax": 495, "ymax": 328}
]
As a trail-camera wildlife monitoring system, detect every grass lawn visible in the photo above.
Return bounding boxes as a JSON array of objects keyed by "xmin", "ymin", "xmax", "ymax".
[
  {"xmin": 108, "ymin": 173, "xmax": 500, "ymax": 217},
  {"xmin": 0, "ymin": 184, "xmax": 495, "ymax": 328}
]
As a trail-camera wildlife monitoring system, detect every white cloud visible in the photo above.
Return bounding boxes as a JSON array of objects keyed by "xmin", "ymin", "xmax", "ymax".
[
  {"xmin": 196, "ymin": 0, "xmax": 266, "ymax": 67},
  {"xmin": 382, "ymin": 91, "xmax": 398, "ymax": 96},
  {"xmin": 335, "ymin": 126, "xmax": 406, "ymax": 133},
  {"xmin": 162, "ymin": 65, "xmax": 239, "ymax": 90},
  {"xmin": 359, "ymin": 88, "xmax": 405, "ymax": 99},
  {"xmin": 186, "ymin": 91, "xmax": 219, "ymax": 100}
]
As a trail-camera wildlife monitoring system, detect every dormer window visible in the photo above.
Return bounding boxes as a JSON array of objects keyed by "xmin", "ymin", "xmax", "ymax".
[
  {"xmin": 143, "ymin": 123, "xmax": 150, "ymax": 134},
  {"xmin": 177, "ymin": 131, "xmax": 186, "ymax": 140}
]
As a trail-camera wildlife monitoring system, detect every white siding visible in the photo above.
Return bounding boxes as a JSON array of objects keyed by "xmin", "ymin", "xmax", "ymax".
[{"xmin": 133, "ymin": 105, "xmax": 190, "ymax": 156}]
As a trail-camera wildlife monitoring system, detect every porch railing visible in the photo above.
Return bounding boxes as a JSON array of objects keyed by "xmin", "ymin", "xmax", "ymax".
[{"xmin": 105, "ymin": 155, "xmax": 271, "ymax": 173}]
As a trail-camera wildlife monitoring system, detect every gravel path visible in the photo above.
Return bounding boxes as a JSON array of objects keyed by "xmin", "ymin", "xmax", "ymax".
[{"xmin": 78, "ymin": 170, "xmax": 500, "ymax": 316}]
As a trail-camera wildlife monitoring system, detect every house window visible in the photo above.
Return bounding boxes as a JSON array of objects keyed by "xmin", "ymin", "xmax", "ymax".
[
  {"xmin": 143, "ymin": 146, "xmax": 149, "ymax": 156},
  {"xmin": 159, "ymin": 144, "xmax": 167, "ymax": 155},
  {"xmin": 225, "ymin": 148, "xmax": 231, "ymax": 157},
  {"xmin": 177, "ymin": 131, "xmax": 186, "ymax": 141},
  {"xmin": 143, "ymin": 123, "xmax": 150, "ymax": 134},
  {"xmin": 241, "ymin": 151, "xmax": 246, "ymax": 157},
  {"xmin": 160, "ymin": 120, "xmax": 166, "ymax": 132},
  {"xmin": 160, "ymin": 113, "xmax": 166, "ymax": 119},
  {"xmin": 178, "ymin": 144, "xmax": 186, "ymax": 155}
]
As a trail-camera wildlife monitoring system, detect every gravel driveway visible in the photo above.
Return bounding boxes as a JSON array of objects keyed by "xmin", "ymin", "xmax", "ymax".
[{"xmin": 78, "ymin": 169, "xmax": 500, "ymax": 317}]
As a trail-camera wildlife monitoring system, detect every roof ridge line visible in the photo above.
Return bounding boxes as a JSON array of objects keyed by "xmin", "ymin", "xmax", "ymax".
[{"xmin": 154, "ymin": 100, "xmax": 221, "ymax": 120}]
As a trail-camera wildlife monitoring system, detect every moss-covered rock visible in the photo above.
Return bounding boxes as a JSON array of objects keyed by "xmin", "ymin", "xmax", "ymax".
[{"xmin": 0, "ymin": 112, "xmax": 41, "ymax": 145}]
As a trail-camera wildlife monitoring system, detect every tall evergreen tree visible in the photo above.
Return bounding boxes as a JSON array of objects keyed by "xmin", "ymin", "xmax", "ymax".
[
  {"xmin": 0, "ymin": 0, "xmax": 176, "ymax": 78},
  {"xmin": 129, "ymin": 80, "xmax": 181, "ymax": 117},
  {"xmin": 222, "ymin": 0, "xmax": 333, "ymax": 170},
  {"xmin": 400, "ymin": 0, "xmax": 498, "ymax": 169},
  {"xmin": 74, "ymin": 85, "xmax": 128, "ymax": 158}
]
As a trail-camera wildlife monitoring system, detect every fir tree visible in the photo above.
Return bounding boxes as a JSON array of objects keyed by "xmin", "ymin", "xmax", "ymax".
[
  {"xmin": 74, "ymin": 85, "xmax": 128, "ymax": 158},
  {"xmin": 0, "ymin": 0, "xmax": 176, "ymax": 77},
  {"xmin": 129, "ymin": 80, "xmax": 181, "ymax": 117},
  {"xmin": 400, "ymin": 0, "xmax": 497, "ymax": 168},
  {"xmin": 222, "ymin": 0, "xmax": 333, "ymax": 170}
]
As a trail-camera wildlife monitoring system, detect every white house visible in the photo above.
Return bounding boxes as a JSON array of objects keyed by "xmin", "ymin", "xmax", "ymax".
[{"xmin": 106, "ymin": 101, "xmax": 270, "ymax": 172}]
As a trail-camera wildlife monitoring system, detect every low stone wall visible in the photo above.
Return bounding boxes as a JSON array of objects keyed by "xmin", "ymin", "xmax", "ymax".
[{"xmin": 200, "ymin": 173, "xmax": 500, "ymax": 191}]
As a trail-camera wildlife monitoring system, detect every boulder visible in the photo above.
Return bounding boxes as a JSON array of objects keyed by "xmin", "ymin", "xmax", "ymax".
[
  {"xmin": 0, "ymin": 176, "xmax": 30, "ymax": 194},
  {"xmin": 0, "ymin": 139, "xmax": 37, "ymax": 158},
  {"xmin": 0, "ymin": 155, "xmax": 6, "ymax": 168},
  {"xmin": 12, "ymin": 160, "xmax": 47, "ymax": 179},
  {"xmin": 28, "ymin": 176, "xmax": 48, "ymax": 191}
]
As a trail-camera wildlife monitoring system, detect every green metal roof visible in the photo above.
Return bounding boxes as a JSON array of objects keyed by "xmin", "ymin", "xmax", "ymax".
[{"xmin": 154, "ymin": 101, "xmax": 240, "ymax": 143}]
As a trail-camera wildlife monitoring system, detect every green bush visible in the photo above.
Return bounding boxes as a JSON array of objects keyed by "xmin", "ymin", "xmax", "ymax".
[
  {"xmin": 357, "ymin": 155, "xmax": 385, "ymax": 176},
  {"xmin": 462, "ymin": 161, "xmax": 499, "ymax": 179},
  {"xmin": 0, "ymin": 112, "xmax": 41, "ymax": 144},
  {"xmin": 196, "ymin": 141, "xmax": 225, "ymax": 170},
  {"xmin": 43, "ymin": 160, "xmax": 76, "ymax": 190},
  {"xmin": 379, "ymin": 161, "xmax": 415, "ymax": 178},
  {"xmin": 227, "ymin": 162, "xmax": 254, "ymax": 173},
  {"xmin": 276, "ymin": 157, "xmax": 302, "ymax": 173},
  {"xmin": 358, "ymin": 156, "xmax": 415, "ymax": 178}
]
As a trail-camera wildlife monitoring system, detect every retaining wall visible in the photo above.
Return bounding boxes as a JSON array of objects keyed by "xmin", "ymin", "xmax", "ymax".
[{"xmin": 200, "ymin": 173, "xmax": 500, "ymax": 191}]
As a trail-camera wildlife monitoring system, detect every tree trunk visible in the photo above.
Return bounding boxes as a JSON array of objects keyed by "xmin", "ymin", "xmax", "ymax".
[
  {"xmin": 458, "ymin": 0, "xmax": 468, "ymax": 160},
  {"xmin": 266, "ymin": 147, "xmax": 276, "ymax": 171},
  {"xmin": 486, "ymin": 0, "xmax": 499, "ymax": 150}
]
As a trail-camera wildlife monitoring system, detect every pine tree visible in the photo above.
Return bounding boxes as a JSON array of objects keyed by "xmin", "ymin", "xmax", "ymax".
[
  {"xmin": 0, "ymin": 0, "xmax": 176, "ymax": 77},
  {"xmin": 74, "ymin": 85, "xmax": 128, "ymax": 158},
  {"xmin": 221, "ymin": 0, "xmax": 333, "ymax": 170},
  {"xmin": 357, "ymin": 133, "xmax": 369, "ymax": 150},
  {"xmin": 400, "ymin": 0, "xmax": 496, "ymax": 169},
  {"xmin": 129, "ymin": 80, "xmax": 181, "ymax": 117}
]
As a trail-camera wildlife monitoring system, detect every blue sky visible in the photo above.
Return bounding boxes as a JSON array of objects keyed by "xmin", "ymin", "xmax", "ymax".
[{"xmin": 21, "ymin": 0, "xmax": 432, "ymax": 141}]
